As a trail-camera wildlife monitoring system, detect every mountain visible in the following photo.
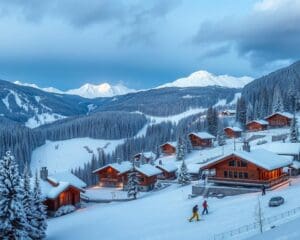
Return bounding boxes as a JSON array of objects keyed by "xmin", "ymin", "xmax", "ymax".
[
  {"xmin": 14, "ymin": 81, "xmax": 64, "ymax": 94},
  {"xmin": 242, "ymin": 60, "xmax": 300, "ymax": 119},
  {"xmin": 66, "ymin": 83, "xmax": 135, "ymax": 98},
  {"xmin": 158, "ymin": 70, "xmax": 253, "ymax": 89}
]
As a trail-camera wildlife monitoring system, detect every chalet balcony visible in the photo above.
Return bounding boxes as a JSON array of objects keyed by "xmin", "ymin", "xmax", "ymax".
[{"xmin": 207, "ymin": 174, "xmax": 289, "ymax": 188}]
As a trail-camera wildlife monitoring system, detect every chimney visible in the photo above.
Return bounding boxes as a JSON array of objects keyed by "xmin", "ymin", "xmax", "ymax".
[
  {"xmin": 243, "ymin": 141, "xmax": 251, "ymax": 152},
  {"xmin": 135, "ymin": 159, "xmax": 141, "ymax": 168},
  {"xmin": 40, "ymin": 167, "xmax": 48, "ymax": 181}
]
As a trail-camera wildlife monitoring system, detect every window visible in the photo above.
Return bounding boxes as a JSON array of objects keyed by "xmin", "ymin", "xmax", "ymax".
[
  {"xmin": 241, "ymin": 161, "xmax": 248, "ymax": 167},
  {"xmin": 234, "ymin": 172, "xmax": 237, "ymax": 178},
  {"xmin": 239, "ymin": 172, "xmax": 243, "ymax": 179},
  {"xmin": 229, "ymin": 160, "xmax": 236, "ymax": 167},
  {"xmin": 237, "ymin": 161, "xmax": 241, "ymax": 167},
  {"xmin": 229, "ymin": 171, "xmax": 233, "ymax": 178},
  {"xmin": 244, "ymin": 172, "xmax": 248, "ymax": 179},
  {"xmin": 224, "ymin": 171, "xmax": 228, "ymax": 178}
]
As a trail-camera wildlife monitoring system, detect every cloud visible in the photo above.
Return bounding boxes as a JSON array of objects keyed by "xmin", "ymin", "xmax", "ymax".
[{"xmin": 192, "ymin": 0, "xmax": 300, "ymax": 69}]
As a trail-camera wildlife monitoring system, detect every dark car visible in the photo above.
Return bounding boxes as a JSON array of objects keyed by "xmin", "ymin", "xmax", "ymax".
[{"xmin": 269, "ymin": 196, "xmax": 285, "ymax": 207}]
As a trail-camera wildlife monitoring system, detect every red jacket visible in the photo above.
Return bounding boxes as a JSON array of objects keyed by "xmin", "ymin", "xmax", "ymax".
[{"xmin": 202, "ymin": 201, "xmax": 208, "ymax": 208}]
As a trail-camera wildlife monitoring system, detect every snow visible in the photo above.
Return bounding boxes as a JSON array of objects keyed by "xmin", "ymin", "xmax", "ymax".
[
  {"xmin": 225, "ymin": 126, "xmax": 243, "ymax": 132},
  {"xmin": 247, "ymin": 120, "xmax": 269, "ymax": 125},
  {"xmin": 202, "ymin": 149, "xmax": 292, "ymax": 171},
  {"xmin": 25, "ymin": 112, "xmax": 66, "ymax": 128},
  {"xmin": 156, "ymin": 162, "xmax": 178, "ymax": 172},
  {"xmin": 135, "ymin": 151, "xmax": 155, "ymax": 159},
  {"xmin": 30, "ymin": 138, "xmax": 124, "ymax": 173},
  {"xmin": 14, "ymin": 81, "xmax": 64, "ymax": 94},
  {"xmin": 47, "ymin": 178, "xmax": 300, "ymax": 240},
  {"xmin": 50, "ymin": 172, "xmax": 87, "ymax": 189},
  {"xmin": 157, "ymin": 70, "xmax": 253, "ymax": 89},
  {"xmin": 229, "ymin": 93, "xmax": 242, "ymax": 105},
  {"xmin": 189, "ymin": 131, "xmax": 216, "ymax": 139},
  {"xmin": 161, "ymin": 141, "xmax": 177, "ymax": 148},
  {"xmin": 136, "ymin": 164, "xmax": 162, "ymax": 177},
  {"xmin": 214, "ymin": 98, "xmax": 227, "ymax": 107},
  {"xmin": 255, "ymin": 142, "xmax": 300, "ymax": 156}
]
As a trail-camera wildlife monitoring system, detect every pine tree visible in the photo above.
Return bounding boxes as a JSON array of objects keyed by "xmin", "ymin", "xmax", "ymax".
[
  {"xmin": 206, "ymin": 107, "xmax": 218, "ymax": 136},
  {"xmin": 31, "ymin": 172, "xmax": 47, "ymax": 240},
  {"xmin": 272, "ymin": 86, "xmax": 284, "ymax": 113},
  {"xmin": 236, "ymin": 97, "xmax": 247, "ymax": 128},
  {"xmin": 178, "ymin": 160, "xmax": 191, "ymax": 186},
  {"xmin": 0, "ymin": 151, "xmax": 29, "ymax": 239},
  {"xmin": 176, "ymin": 137, "xmax": 185, "ymax": 161},
  {"xmin": 290, "ymin": 113, "xmax": 299, "ymax": 143},
  {"xmin": 23, "ymin": 166, "xmax": 38, "ymax": 239},
  {"xmin": 127, "ymin": 163, "xmax": 139, "ymax": 199}
]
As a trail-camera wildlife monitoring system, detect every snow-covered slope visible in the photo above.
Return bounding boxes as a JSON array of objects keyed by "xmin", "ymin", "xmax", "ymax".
[
  {"xmin": 158, "ymin": 70, "xmax": 253, "ymax": 89},
  {"xmin": 66, "ymin": 83, "xmax": 135, "ymax": 98},
  {"xmin": 14, "ymin": 81, "xmax": 64, "ymax": 94},
  {"xmin": 30, "ymin": 138, "xmax": 125, "ymax": 173}
]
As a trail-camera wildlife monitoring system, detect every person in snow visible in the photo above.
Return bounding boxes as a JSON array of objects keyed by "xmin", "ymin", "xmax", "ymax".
[
  {"xmin": 202, "ymin": 200, "xmax": 208, "ymax": 215},
  {"xmin": 261, "ymin": 185, "xmax": 266, "ymax": 196},
  {"xmin": 189, "ymin": 205, "xmax": 200, "ymax": 222}
]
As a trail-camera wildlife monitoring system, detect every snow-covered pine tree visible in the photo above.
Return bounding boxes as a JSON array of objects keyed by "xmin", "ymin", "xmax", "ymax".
[
  {"xmin": 23, "ymin": 165, "xmax": 38, "ymax": 239},
  {"xmin": 290, "ymin": 112, "xmax": 299, "ymax": 143},
  {"xmin": 155, "ymin": 145, "xmax": 160, "ymax": 160},
  {"xmin": 236, "ymin": 97, "xmax": 247, "ymax": 128},
  {"xmin": 127, "ymin": 163, "xmax": 139, "ymax": 199},
  {"xmin": 0, "ymin": 151, "xmax": 29, "ymax": 239},
  {"xmin": 272, "ymin": 86, "xmax": 284, "ymax": 113},
  {"xmin": 178, "ymin": 160, "xmax": 191, "ymax": 186},
  {"xmin": 206, "ymin": 107, "xmax": 218, "ymax": 136},
  {"xmin": 31, "ymin": 172, "xmax": 47, "ymax": 240},
  {"xmin": 176, "ymin": 137, "xmax": 185, "ymax": 161}
]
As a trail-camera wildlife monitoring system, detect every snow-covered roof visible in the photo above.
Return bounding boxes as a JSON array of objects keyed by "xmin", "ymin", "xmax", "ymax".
[
  {"xmin": 247, "ymin": 119, "xmax": 269, "ymax": 125},
  {"xmin": 255, "ymin": 143, "xmax": 300, "ymax": 156},
  {"xmin": 92, "ymin": 161, "xmax": 132, "ymax": 174},
  {"xmin": 223, "ymin": 110, "xmax": 236, "ymax": 114},
  {"xmin": 37, "ymin": 172, "xmax": 86, "ymax": 200},
  {"xmin": 224, "ymin": 126, "xmax": 242, "ymax": 132},
  {"xmin": 291, "ymin": 161, "xmax": 300, "ymax": 169},
  {"xmin": 136, "ymin": 164, "xmax": 162, "ymax": 177},
  {"xmin": 189, "ymin": 132, "xmax": 215, "ymax": 139},
  {"xmin": 187, "ymin": 163, "xmax": 202, "ymax": 174},
  {"xmin": 265, "ymin": 112, "xmax": 293, "ymax": 120},
  {"xmin": 160, "ymin": 141, "xmax": 177, "ymax": 148},
  {"xmin": 156, "ymin": 162, "xmax": 178, "ymax": 173},
  {"xmin": 201, "ymin": 149, "xmax": 292, "ymax": 171}
]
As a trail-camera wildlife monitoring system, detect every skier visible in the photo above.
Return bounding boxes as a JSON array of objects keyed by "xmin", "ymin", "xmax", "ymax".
[
  {"xmin": 202, "ymin": 200, "xmax": 208, "ymax": 215},
  {"xmin": 189, "ymin": 205, "xmax": 200, "ymax": 222},
  {"xmin": 261, "ymin": 185, "xmax": 266, "ymax": 196}
]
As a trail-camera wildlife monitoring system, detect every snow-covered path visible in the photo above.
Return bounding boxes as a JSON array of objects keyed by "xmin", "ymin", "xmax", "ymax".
[{"xmin": 47, "ymin": 178, "xmax": 300, "ymax": 240}]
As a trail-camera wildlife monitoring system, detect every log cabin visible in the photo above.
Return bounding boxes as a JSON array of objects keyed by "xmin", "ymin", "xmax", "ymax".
[
  {"xmin": 156, "ymin": 161, "xmax": 178, "ymax": 180},
  {"xmin": 39, "ymin": 168, "xmax": 86, "ymax": 214},
  {"xmin": 224, "ymin": 127, "xmax": 242, "ymax": 138},
  {"xmin": 188, "ymin": 132, "xmax": 215, "ymax": 149},
  {"xmin": 160, "ymin": 142, "xmax": 177, "ymax": 155},
  {"xmin": 246, "ymin": 120, "xmax": 269, "ymax": 132},
  {"xmin": 265, "ymin": 112, "xmax": 293, "ymax": 127},
  {"xmin": 134, "ymin": 164, "xmax": 162, "ymax": 191},
  {"xmin": 92, "ymin": 162, "xmax": 132, "ymax": 188},
  {"xmin": 200, "ymin": 149, "xmax": 292, "ymax": 188},
  {"xmin": 221, "ymin": 110, "xmax": 236, "ymax": 117}
]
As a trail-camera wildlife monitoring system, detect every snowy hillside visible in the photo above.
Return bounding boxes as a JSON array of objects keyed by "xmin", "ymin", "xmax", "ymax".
[
  {"xmin": 14, "ymin": 81, "xmax": 64, "ymax": 94},
  {"xmin": 30, "ymin": 138, "xmax": 124, "ymax": 173},
  {"xmin": 158, "ymin": 70, "xmax": 253, "ymax": 89}
]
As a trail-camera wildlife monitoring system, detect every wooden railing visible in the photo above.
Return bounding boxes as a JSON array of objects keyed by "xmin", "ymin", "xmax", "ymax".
[{"xmin": 208, "ymin": 174, "xmax": 289, "ymax": 187}]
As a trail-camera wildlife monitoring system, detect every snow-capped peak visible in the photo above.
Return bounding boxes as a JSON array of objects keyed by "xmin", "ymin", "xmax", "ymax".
[
  {"xmin": 14, "ymin": 81, "xmax": 64, "ymax": 94},
  {"xmin": 66, "ymin": 83, "xmax": 135, "ymax": 98},
  {"xmin": 157, "ymin": 70, "xmax": 253, "ymax": 89}
]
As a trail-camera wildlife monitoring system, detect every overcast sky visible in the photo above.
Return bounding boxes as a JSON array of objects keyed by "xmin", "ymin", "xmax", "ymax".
[{"xmin": 0, "ymin": 0, "xmax": 299, "ymax": 90}]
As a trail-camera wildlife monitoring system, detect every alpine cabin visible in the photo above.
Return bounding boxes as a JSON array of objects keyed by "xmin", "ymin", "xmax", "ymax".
[
  {"xmin": 156, "ymin": 161, "xmax": 178, "ymax": 180},
  {"xmin": 246, "ymin": 120, "xmax": 269, "ymax": 132},
  {"xmin": 188, "ymin": 132, "xmax": 215, "ymax": 149},
  {"xmin": 224, "ymin": 127, "xmax": 242, "ymax": 138},
  {"xmin": 160, "ymin": 142, "xmax": 177, "ymax": 155},
  {"xmin": 265, "ymin": 112, "xmax": 293, "ymax": 127}
]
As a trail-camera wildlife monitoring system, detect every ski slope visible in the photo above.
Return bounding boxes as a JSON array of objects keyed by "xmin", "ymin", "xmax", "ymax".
[
  {"xmin": 47, "ymin": 178, "xmax": 300, "ymax": 240},
  {"xmin": 30, "ymin": 138, "xmax": 124, "ymax": 174}
]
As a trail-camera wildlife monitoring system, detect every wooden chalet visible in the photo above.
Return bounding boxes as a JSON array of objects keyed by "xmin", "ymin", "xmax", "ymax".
[
  {"xmin": 246, "ymin": 120, "xmax": 269, "ymax": 132},
  {"xmin": 93, "ymin": 162, "xmax": 162, "ymax": 191},
  {"xmin": 188, "ymin": 132, "xmax": 215, "ymax": 149},
  {"xmin": 134, "ymin": 152, "xmax": 155, "ymax": 163},
  {"xmin": 92, "ymin": 162, "xmax": 132, "ymax": 188},
  {"xmin": 39, "ymin": 168, "xmax": 86, "ymax": 214},
  {"xmin": 224, "ymin": 127, "xmax": 242, "ymax": 138},
  {"xmin": 201, "ymin": 149, "xmax": 292, "ymax": 188},
  {"xmin": 156, "ymin": 161, "xmax": 178, "ymax": 180},
  {"xmin": 160, "ymin": 142, "xmax": 177, "ymax": 155},
  {"xmin": 265, "ymin": 112, "xmax": 293, "ymax": 127}
]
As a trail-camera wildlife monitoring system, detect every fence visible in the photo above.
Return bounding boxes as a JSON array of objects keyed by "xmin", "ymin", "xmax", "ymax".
[{"xmin": 212, "ymin": 206, "xmax": 300, "ymax": 240}]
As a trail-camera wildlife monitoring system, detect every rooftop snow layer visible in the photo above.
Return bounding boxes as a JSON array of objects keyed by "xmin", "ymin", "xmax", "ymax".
[
  {"xmin": 202, "ymin": 149, "xmax": 292, "ymax": 171},
  {"xmin": 189, "ymin": 131, "xmax": 215, "ymax": 139},
  {"xmin": 225, "ymin": 126, "xmax": 242, "ymax": 132},
  {"xmin": 247, "ymin": 119, "xmax": 269, "ymax": 125},
  {"xmin": 92, "ymin": 161, "xmax": 132, "ymax": 174},
  {"xmin": 136, "ymin": 164, "xmax": 162, "ymax": 177},
  {"xmin": 255, "ymin": 142, "xmax": 300, "ymax": 156},
  {"xmin": 156, "ymin": 162, "xmax": 178, "ymax": 172},
  {"xmin": 265, "ymin": 112, "xmax": 293, "ymax": 119}
]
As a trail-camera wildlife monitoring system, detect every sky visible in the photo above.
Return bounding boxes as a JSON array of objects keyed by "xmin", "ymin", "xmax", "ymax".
[{"xmin": 0, "ymin": 0, "xmax": 299, "ymax": 90}]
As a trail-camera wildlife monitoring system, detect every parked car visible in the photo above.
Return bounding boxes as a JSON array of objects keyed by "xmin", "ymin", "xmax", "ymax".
[{"xmin": 269, "ymin": 196, "xmax": 285, "ymax": 207}]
